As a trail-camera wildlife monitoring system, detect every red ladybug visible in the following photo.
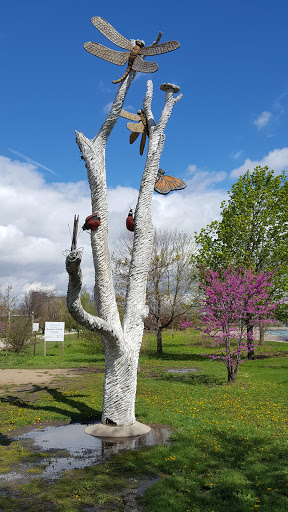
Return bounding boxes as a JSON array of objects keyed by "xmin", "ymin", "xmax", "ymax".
[
  {"xmin": 82, "ymin": 214, "xmax": 101, "ymax": 231},
  {"xmin": 126, "ymin": 209, "xmax": 135, "ymax": 232}
]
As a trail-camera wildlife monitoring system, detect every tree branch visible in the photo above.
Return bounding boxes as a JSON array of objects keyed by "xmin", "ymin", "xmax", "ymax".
[
  {"xmin": 123, "ymin": 81, "xmax": 182, "ymax": 336},
  {"xmin": 66, "ymin": 250, "xmax": 120, "ymax": 345},
  {"xmin": 68, "ymin": 73, "xmax": 138, "ymax": 341}
]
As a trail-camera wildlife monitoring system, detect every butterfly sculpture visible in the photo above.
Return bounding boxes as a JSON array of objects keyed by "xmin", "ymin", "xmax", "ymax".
[
  {"xmin": 71, "ymin": 215, "xmax": 79, "ymax": 251},
  {"xmin": 154, "ymin": 169, "xmax": 187, "ymax": 195},
  {"xmin": 84, "ymin": 17, "xmax": 180, "ymax": 83},
  {"xmin": 120, "ymin": 108, "xmax": 148, "ymax": 155}
]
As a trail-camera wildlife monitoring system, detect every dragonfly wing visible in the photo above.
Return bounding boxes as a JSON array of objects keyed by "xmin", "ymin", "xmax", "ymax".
[
  {"xmin": 84, "ymin": 42, "xmax": 129, "ymax": 65},
  {"xmin": 130, "ymin": 132, "xmax": 140, "ymax": 144},
  {"xmin": 132, "ymin": 56, "xmax": 158, "ymax": 73},
  {"xmin": 140, "ymin": 40, "xmax": 180, "ymax": 56},
  {"xmin": 91, "ymin": 17, "xmax": 132, "ymax": 50},
  {"xmin": 120, "ymin": 109, "xmax": 140, "ymax": 121},
  {"xmin": 140, "ymin": 132, "xmax": 147, "ymax": 155},
  {"xmin": 127, "ymin": 121, "xmax": 144, "ymax": 133}
]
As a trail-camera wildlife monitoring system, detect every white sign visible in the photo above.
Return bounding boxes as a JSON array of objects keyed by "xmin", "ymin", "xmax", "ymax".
[
  {"xmin": 44, "ymin": 322, "xmax": 65, "ymax": 342},
  {"xmin": 33, "ymin": 323, "xmax": 39, "ymax": 332}
]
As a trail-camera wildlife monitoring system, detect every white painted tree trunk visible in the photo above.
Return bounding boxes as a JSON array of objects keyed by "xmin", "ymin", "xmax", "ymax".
[{"xmin": 66, "ymin": 74, "xmax": 182, "ymax": 427}]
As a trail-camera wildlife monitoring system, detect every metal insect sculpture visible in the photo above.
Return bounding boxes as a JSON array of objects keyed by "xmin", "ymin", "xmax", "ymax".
[
  {"xmin": 120, "ymin": 108, "xmax": 148, "ymax": 155},
  {"xmin": 71, "ymin": 215, "xmax": 79, "ymax": 250},
  {"xmin": 154, "ymin": 169, "xmax": 187, "ymax": 195},
  {"xmin": 82, "ymin": 214, "xmax": 101, "ymax": 231},
  {"xmin": 126, "ymin": 208, "xmax": 135, "ymax": 232},
  {"xmin": 84, "ymin": 17, "xmax": 180, "ymax": 84}
]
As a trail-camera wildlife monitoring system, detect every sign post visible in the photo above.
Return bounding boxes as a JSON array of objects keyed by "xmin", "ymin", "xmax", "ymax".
[
  {"xmin": 44, "ymin": 322, "xmax": 65, "ymax": 356},
  {"xmin": 32, "ymin": 311, "xmax": 39, "ymax": 355}
]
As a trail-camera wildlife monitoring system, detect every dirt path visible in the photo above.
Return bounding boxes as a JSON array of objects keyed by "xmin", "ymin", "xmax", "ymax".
[{"xmin": 0, "ymin": 368, "xmax": 88, "ymax": 387}]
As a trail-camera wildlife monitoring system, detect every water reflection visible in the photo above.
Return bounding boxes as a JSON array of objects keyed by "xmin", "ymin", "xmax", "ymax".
[
  {"xmin": 0, "ymin": 423, "xmax": 171, "ymax": 483},
  {"xmin": 266, "ymin": 329, "xmax": 288, "ymax": 340}
]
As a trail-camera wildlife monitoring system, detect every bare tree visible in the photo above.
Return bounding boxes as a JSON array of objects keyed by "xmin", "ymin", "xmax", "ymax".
[
  {"xmin": 66, "ymin": 74, "xmax": 182, "ymax": 429},
  {"xmin": 7, "ymin": 317, "xmax": 32, "ymax": 354},
  {"xmin": 148, "ymin": 230, "xmax": 196, "ymax": 353},
  {"xmin": 114, "ymin": 229, "xmax": 197, "ymax": 354},
  {"xmin": 19, "ymin": 290, "xmax": 67, "ymax": 330},
  {"xmin": 0, "ymin": 286, "xmax": 16, "ymax": 357}
]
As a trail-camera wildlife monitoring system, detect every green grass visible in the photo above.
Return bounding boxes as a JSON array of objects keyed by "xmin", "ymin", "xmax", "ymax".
[
  {"xmin": 0, "ymin": 329, "xmax": 287, "ymax": 511},
  {"xmin": 0, "ymin": 334, "xmax": 106, "ymax": 369}
]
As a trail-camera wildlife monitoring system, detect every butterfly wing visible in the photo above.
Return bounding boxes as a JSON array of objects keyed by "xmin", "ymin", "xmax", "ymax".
[
  {"xmin": 132, "ymin": 55, "xmax": 158, "ymax": 73},
  {"xmin": 154, "ymin": 174, "xmax": 187, "ymax": 195},
  {"xmin": 84, "ymin": 42, "xmax": 129, "ymax": 65},
  {"xmin": 120, "ymin": 109, "xmax": 141, "ymax": 121},
  {"xmin": 90, "ymin": 17, "xmax": 132, "ymax": 50},
  {"xmin": 140, "ymin": 41, "xmax": 180, "ymax": 56}
]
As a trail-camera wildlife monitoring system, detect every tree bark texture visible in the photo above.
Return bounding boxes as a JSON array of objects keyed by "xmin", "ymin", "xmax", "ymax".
[
  {"xmin": 157, "ymin": 326, "xmax": 163, "ymax": 354},
  {"xmin": 247, "ymin": 324, "xmax": 255, "ymax": 360},
  {"xmin": 259, "ymin": 324, "xmax": 265, "ymax": 346},
  {"xmin": 66, "ymin": 75, "xmax": 182, "ymax": 426}
]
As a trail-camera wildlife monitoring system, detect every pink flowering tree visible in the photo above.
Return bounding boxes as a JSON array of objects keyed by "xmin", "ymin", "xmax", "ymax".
[{"xmin": 181, "ymin": 269, "xmax": 276, "ymax": 382}]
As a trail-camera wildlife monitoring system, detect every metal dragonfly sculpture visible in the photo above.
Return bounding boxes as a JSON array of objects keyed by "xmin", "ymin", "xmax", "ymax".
[
  {"xmin": 84, "ymin": 17, "xmax": 180, "ymax": 83},
  {"xmin": 71, "ymin": 215, "xmax": 79, "ymax": 251},
  {"xmin": 120, "ymin": 108, "xmax": 148, "ymax": 155},
  {"xmin": 154, "ymin": 169, "xmax": 187, "ymax": 195}
]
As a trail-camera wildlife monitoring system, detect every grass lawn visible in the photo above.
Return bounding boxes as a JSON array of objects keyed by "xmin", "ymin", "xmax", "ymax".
[{"xmin": 0, "ymin": 330, "xmax": 287, "ymax": 511}]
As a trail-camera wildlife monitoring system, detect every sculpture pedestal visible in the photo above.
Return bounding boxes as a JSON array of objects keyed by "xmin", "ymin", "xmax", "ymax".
[{"xmin": 85, "ymin": 421, "xmax": 151, "ymax": 438}]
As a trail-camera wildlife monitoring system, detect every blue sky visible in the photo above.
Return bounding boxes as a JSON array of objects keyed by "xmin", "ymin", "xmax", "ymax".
[{"xmin": 1, "ymin": 0, "xmax": 288, "ymax": 297}]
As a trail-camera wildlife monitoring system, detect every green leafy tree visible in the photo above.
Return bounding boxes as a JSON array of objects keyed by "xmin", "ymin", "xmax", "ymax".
[{"xmin": 195, "ymin": 166, "xmax": 288, "ymax": 355}]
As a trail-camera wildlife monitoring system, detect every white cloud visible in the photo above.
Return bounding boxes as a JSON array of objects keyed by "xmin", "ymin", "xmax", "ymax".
[
  {"xmin": 185, "ymin": 164, "xmax": 227, "ymax": 192},
  {"xmin": 151, "ymin": 190, "xmax": 225, "ymax": 236},
  {"xmin": 0, "ymin": 156, "xmax": 93, "ymax": 300},
  {"xmin": 230, "ymin": 147, "xmax": 288, "ymax": 178},
  {"xmin": 232, "ymin": 150, "xmax": 243, "ymax": 160},
  {"xmin": 22, "ymin": 282, "xmax": 57, "ymax": 294},
  {"xmin": 253, "ymin": 111, "xmax": 272, "ymax": 130},
  {"xmin": 186, "ymin": 164, "xmax": 197, "ymax": 174},
  {"xmin": 103, "ymin": 101, "xmax": 113, "ymax": 113},
  {"xmin": 97, "ymin": 81, "xmax": 112, "ymax": 94},
  {"xmin": 0, "ymin": 155, "xmax": 226, "ymax": 300}
]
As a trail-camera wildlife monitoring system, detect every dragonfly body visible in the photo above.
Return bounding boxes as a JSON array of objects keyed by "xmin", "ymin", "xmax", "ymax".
[
  {"xmin": 120, "ymin": 108, "xmax": 149, "ymax": 154},
  {"xmin": 84, "ymin": 17, "xmax": 180, "ymax": 83},
  {"xmin": 112, "ymin": 41, "xmax": 144, "ymax": 83}
]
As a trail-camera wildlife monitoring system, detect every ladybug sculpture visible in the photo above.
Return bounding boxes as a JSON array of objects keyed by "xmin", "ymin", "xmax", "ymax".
[
  {"xmin": 82, "ymin": 214, "xmax": 101, "ymax": 231},
  {"xmin": 126, "ymin": 209, "xmax": 135, "ymax": 232}
]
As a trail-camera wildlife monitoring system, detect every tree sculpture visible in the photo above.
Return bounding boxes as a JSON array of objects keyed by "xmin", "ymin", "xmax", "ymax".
[{"xmin": 65, "ymin": 17, "xmax": 182, "ymax": 435}]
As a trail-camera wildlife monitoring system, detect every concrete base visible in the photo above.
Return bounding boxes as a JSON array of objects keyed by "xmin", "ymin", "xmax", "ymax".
[{"xmin": 85, "ymin": 421, "xmax": 151, "ymax": 439}]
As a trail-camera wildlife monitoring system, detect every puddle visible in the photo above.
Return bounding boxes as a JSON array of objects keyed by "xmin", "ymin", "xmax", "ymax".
[
  {"xmin": 0, "ymin": 423, "xmax": 171, "ymax": 483},
  {"xmin": 167, "ymin": 368, "xmax": 197, "ymax": 373},
  {"xmin": 266, "ymin": 329, "xmax": 288, "ymax": 340}
]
